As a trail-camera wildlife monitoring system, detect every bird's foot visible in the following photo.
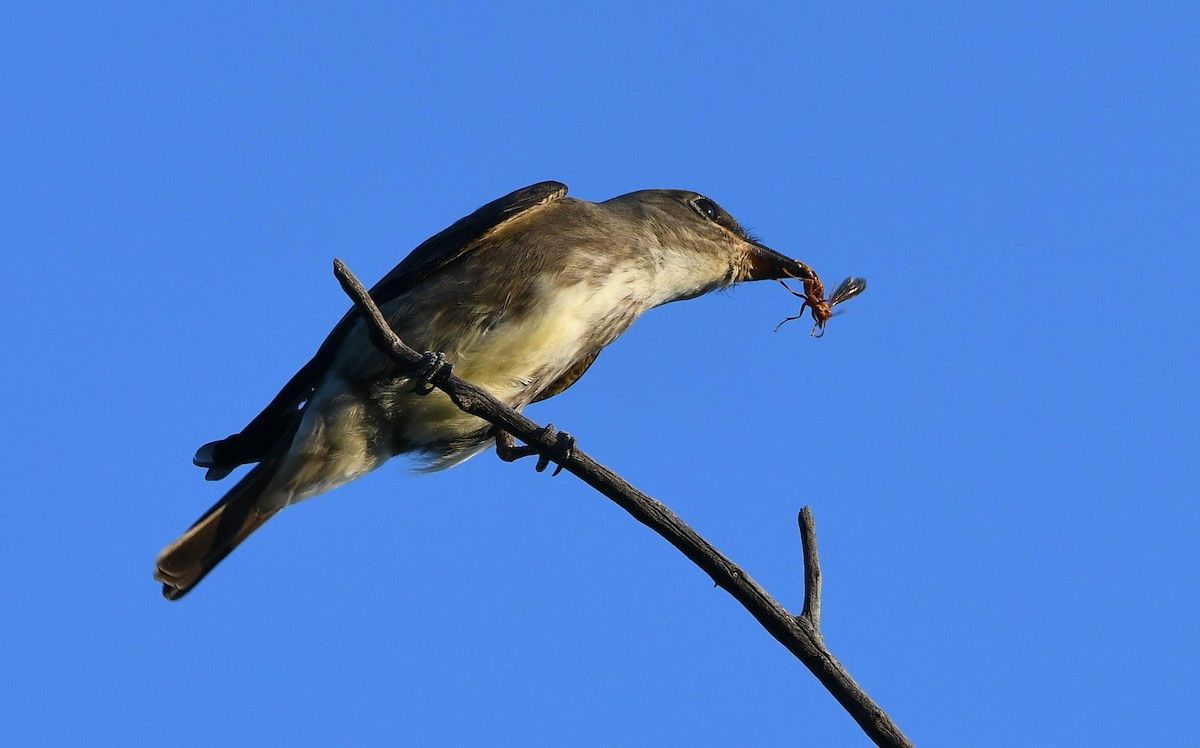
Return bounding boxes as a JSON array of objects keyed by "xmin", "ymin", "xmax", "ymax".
[
  {"xmin": 494, "ymin": 425, "xmax": 575, "ymax": 477},
  {"xmin": 410, "ymin": 351, "xmax": 453, "ymax": 395}
]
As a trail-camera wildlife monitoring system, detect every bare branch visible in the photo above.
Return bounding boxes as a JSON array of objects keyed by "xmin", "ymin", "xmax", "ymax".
[
  {"xmin": 333, "ymin": 259, "xmax": 913, "ymax": 748},
  {"xmin": 799, "ymin": 507, "xmax": 823, "ymax": 635}
]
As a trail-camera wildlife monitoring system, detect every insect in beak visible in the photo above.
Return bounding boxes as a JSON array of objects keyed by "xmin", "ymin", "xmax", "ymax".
[{"xmin": 774, "ymin": 274, "xmax": 867, "ymax": 337}]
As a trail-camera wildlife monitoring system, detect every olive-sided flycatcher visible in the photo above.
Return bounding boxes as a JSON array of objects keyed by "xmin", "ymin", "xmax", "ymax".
[{"xmin": 156, "ymin": 181, "xmax": 814, "ymax": 599}]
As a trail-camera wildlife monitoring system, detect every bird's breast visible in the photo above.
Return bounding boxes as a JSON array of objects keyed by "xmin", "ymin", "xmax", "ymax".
[
  {"xmin": 451, "ymin": 271, "xmax": 648, "ymax": 398},
  {"xmin": 363, "ymin": 267, "xmax": 653, "ymax": 452}
]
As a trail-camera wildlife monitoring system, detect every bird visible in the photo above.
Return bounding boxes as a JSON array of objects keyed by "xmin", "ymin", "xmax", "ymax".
[{"xmin": 155, "ymin": 181, "xmax": 813, "ymax": 599}]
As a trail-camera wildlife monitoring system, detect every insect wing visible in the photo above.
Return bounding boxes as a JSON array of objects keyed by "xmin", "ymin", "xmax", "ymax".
[{"xmin": 829, "ymin": 277, "xmax": 867, "ymax": 308}]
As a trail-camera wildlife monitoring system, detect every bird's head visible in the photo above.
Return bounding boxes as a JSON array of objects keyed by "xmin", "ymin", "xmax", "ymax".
[{"xmin": 603, "ymin": 189, "xmax": 815, "ymax": 304}]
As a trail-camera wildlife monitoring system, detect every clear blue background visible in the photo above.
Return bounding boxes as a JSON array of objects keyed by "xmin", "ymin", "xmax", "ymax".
[{"xmin": 4, "ymin": 3, "xmax": 1196, "ymax": 746}]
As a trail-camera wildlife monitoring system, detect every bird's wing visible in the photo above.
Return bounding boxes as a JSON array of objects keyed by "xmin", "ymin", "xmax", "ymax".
[
  {"xmin": 367, "ymin": 181, "xmax": 569, "ymax": 303},
  {"xmin": 195, "ymin": 181, "xmax": 570, "ymax": 477},
  {"xmin": 531, "ymin": 348, "xmax": 602, "ymax": 403}
]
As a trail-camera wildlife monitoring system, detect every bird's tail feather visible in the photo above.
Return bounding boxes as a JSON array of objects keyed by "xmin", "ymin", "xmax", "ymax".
[{"xmin": 155, "ymin": 461, "xmax": 282, "ymax": 600}]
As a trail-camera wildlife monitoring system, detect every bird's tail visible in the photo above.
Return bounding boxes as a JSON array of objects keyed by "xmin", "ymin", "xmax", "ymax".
[{"xmin": 155, "ymin": 461, "xmax": 282, "ymax": 600}]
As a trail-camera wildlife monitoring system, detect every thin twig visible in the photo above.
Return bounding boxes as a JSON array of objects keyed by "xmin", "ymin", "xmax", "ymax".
[
  {"xmin": 798, "ymin": 507, "xmax": 823, "ymax": 636},
  {"xmin": 333, "ymin": 259, "xmax": 913, "ymax": 748}
]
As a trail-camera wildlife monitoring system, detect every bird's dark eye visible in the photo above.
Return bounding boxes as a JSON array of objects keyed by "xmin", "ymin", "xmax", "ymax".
[{"xmin": 692, "ymin": 197, "xmax": 719, "ymax": 222}]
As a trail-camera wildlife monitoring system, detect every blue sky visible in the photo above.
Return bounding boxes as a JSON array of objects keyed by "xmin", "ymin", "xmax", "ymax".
[{"xmin": 3, "ymin": 3, "xmax": 1197, "ymax": 746}]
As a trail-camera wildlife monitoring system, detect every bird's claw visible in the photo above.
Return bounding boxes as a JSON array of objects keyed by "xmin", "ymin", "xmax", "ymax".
[
  {"xmin": 494, "ymin": 425, "xmax": 575, "ymax": 477},
  {"xmin": 535, "ymin": 425, "xmax": 575, "ymax": 476},
  {"xmin": 411, "ymin": 351, "xmax": 453, "ymax": 395}
]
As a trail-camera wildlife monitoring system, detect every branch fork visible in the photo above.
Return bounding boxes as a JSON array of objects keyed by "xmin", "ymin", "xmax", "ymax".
[{"xmin": 332, "ymin": 259, "xmax": 912, "ymax": 748}]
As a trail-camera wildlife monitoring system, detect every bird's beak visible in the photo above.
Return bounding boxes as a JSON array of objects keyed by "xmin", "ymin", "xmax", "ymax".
[{"xmin": 742, "ymin": 242, "xmax": 815, "ymax": 283}]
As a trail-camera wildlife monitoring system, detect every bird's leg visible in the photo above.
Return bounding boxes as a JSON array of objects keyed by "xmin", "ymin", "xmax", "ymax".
[
  {"xmin": 410, "ymin": 351, "xmax": 453, "ymax": 395},
  {"xmin": 493, "ymin": 425, "xmax": 576, "ymax": 477},
  {"xmin": 494, "ymin": 429, "xmax": 537, "ymax": 461}
]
